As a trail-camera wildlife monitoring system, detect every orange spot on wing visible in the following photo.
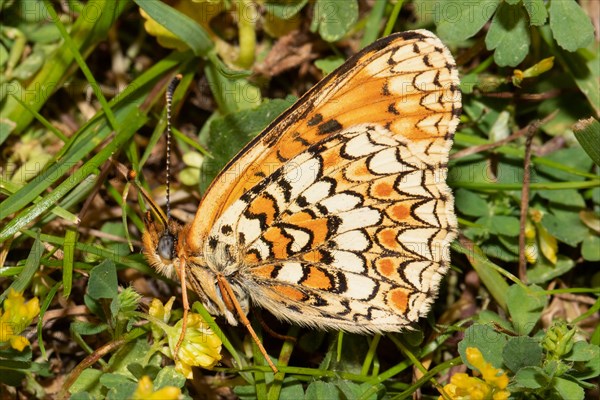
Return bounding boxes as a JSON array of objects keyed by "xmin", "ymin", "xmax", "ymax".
[
  {"xmin": 284, "ymin": 214, "xmax": 330, "ymax": 246},
  {"xmin": 276, "ymin": 137, "xmax": 306, "ymax": 160},
  {"xmin": 344, "ymin": 161, "xmax": 373, "ymax": 182},
  {"xmin": 248, "ymin": 194, "xmax": 277, "ymax": 226},
  {"xmin": 379, "ymin": 228, "xmax": 400, "ymax": 250},
  {"xmin": 355, "ymin": 163, "xmax": 370, "ymax": 177},
  {"xmin": 389, "ymin": 288, "xmax": 409, "ymax": 313},
  {"xmin": 302, "ymin": 249, "xmax": 323, "ymax": 263},
  {"xmin": 285, "ymin": 211, "xmax": 313, "ymax": 224},
  {"xmin": 271, "ymin": 285, "xmax": 305, "ymax": 301},
  {"xmin": 389, "ymin": 204, "xmax": 410, "ymax": 221},
  {"xmin": 263, "ymin": 227, "xmax": 292, "ymax": 258},
  {"xmin": 244, "ymin": 252, "xmax": 260, "ymax": 264},
  {"xmin": 322, "ymin": 150, "xmax": 341, "ymax": 169},
  {"xmin": 251, "ymin": 264, "xmax": 275, "ymax": 279},
  {"xmin": 302, "ymin": 267, "xmax": 332, "ymax": 290},
  {"xmin": 377, "ymin": 258, "xmax": 395, "ymax": 277},
  {"xmin": 303, "ymin": 218, "xmax": 329, "ymax": 245},
  {"xmin": 374, "ymin": 182, "xmax": 394, "ymax": 197}
]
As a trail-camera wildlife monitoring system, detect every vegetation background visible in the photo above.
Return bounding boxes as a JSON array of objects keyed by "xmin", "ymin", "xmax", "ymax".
[{"xmin": 0, "ymin": 0, "xmax": 598, "ymax": 399}]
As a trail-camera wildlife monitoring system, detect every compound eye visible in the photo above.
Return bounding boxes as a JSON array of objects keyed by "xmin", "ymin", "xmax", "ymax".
[{"xmin": 157, "ymin": 234, "xmax": 175, "ymax": 260}]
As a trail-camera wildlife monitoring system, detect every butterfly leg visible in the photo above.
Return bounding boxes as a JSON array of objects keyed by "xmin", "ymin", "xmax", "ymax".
[
  {"xmin": 173, "ymin": 257, "xmax": 189, "ymax": 362},
  {"xmin": 216, "ymin": 274, "xmax": 279, "ymax": 374}
]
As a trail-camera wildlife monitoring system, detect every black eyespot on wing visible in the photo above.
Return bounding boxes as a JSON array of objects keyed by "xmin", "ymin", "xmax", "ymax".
[
  {"xmin": 307, "ymin": 113, "xmax": 323, "ymax": 126},
  {"xmin": 275, "ymin": 149, "xmax": 287, "ymax": 162},
  {"xmin": 294, "ymin": 134, "xmax": 311, "ymax": 146},
  {"xmin": 320, "ymin": 250, "xmax": 334, "ymax": 264},
  {"xmin": 326, "ymin": 215, "xmax": 341, "ymax": 237},
  {"xmin": 279, "ymin": 178, "xmax": 293, "ymax": 203},
  {"xmin": 382, "ymin": 81, "xmax": 390, "ymax": 96},
  {"xmin": 452, "ymin": 104, "xmax": 462, "ymax": 118},
  {"xmin": 333, "ymin": 270, "xmax": 347, "ymax": 294},
  {"xmin": 433, "ymin": 70, "xmax": 441, "ymax": 87},
  {"xmin": 423, "ymin": 54, "xmax": 432, "ymax": 67},
  {"xmin": 208, "ymin": 236, "xmax": 218, "ymax": 250},
  {"xmin": 297, "ymin": 195, "xmax": 308, "ymax": 207},
  {"xmin": 318, "ymin": 119, "xmax": 342, "ymax": 135}
]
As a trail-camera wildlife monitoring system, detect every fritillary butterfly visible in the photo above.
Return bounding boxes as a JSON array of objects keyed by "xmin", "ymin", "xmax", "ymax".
[{"xmin": 143, "ymin": 30, "xmax": 461, "ymax": 372}]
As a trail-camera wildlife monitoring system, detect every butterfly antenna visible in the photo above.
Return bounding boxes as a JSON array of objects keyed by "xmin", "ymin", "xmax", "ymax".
[{"xmin": 165, "ymin": 74, "xmax": 182, "ymax": 220}]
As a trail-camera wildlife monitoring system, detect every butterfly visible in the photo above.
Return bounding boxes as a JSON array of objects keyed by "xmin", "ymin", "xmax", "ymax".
[{"xmin": 142, "ymin": 29, "xmax": 461, "ymax": 373}]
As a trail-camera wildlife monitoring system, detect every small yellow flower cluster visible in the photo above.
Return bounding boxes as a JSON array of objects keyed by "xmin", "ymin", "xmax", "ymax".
[
  {"xmin": 439, "ymin": 347, "xmax": 510, "ymax": 400},
  {"xmin": 132, "ymin": 376, "xmax": 181, "ymax": 400},
  {"xmin": 149, "ymin": 298, "xmax": 222, "ymax": 379},
  {"xmin": 0, "ymin": 289, "xmax": 40, "ymax": 351},
  {"xmin": 168, "ymin": 313, "xmax": 223, "ymax": 378}
]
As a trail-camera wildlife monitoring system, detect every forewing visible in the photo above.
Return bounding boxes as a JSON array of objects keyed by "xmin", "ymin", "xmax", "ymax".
[{"xmin": 186, "ymin": 30, "xmax": 461, "ymax": 254}]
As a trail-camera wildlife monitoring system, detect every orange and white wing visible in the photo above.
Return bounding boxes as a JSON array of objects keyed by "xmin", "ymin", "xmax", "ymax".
[{"xmin": 190, "ymin": 30, "xmax": 461, "ymax": 332}]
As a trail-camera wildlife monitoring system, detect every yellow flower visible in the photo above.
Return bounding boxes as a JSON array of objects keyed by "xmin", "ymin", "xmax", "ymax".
[
  {"xmin": 149, "ymin": 297, "xmax": 177, "ymax": 342},
  {"xmin": 132, "ymin": 376, "xmax": 181, "ymax": 400},
  {"xmin": 0, "ymin": 289, "xmax": 40, "ymax": 351},
  {"xmin": 168, "ymin": 313, "xmax": 223, "ymax": 378},
  {"xmin": 149, "ymin": 297, "xmax": 175, "ymax": 323},
  {"xmin": 466, "ymin": 347, "xmax": 509, "ymax": 390},
  {"xmin": 10, "ymin": 335, "xmax": 30, "ymax": 352},
  {"xmin": 439, "ymin": 347, "xmax": 510, "ymax": 400},
  {"xmin": 536, "ymin": 222, "xmax": 557, "ymax": 265},
  {"xmin": 524, "ymin": 219, "xmax": 538, "ymax": 264},
  {"xmin": 528, "ymin": 210, "xmax": 558, "ymax": 264},
  {"xmin": 148, "ymin": 299, "xmax": 222, "ymax": 378},
  {"xmin": 440, "ymin": 373, "xmax": 491, "ymax": 399}
]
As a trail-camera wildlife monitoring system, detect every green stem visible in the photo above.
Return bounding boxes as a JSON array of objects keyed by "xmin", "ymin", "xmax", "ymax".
[
  {"xmin": 236, "ymin": 0, "xmax": 257, "ymax": 68},
  {"xmin": 383, "ymin": 0, "xmax": 403, "ymax": 37},
  {"xmin": 452, "ymin": 180, "xmax": 600, "ymax": 191}
]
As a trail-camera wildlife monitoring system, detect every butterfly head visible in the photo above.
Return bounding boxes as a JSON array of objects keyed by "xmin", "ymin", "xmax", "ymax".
[{"xmin": 142, "ymin": 211, "xmax": 183, "ymax": 280}]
